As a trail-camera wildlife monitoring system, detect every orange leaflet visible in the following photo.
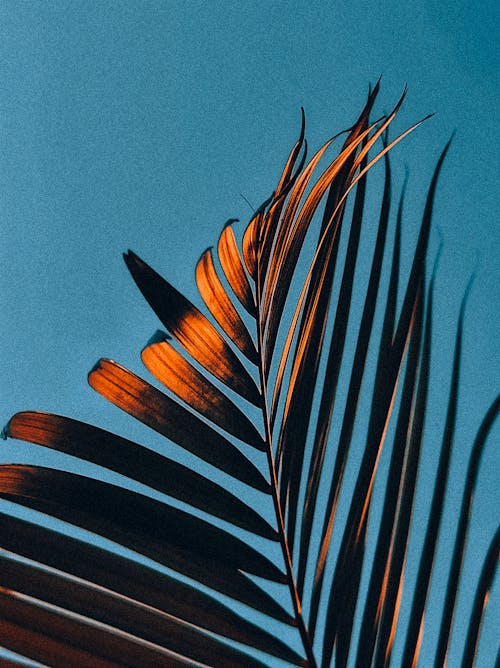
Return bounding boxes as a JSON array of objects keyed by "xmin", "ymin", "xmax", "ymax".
[{"xmin": 196, "ymin": 248, "xmax": 257, "ymax": 363}]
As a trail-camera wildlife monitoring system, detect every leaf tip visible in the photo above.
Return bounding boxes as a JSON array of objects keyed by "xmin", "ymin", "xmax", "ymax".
[
  {"xmin": 200, "ymin": 245, "xmax": 214, "ymax": 259},
  {"xmin": 145, "ymin": 329, "xmax": 170, "ymax": 347},
  {"xmin": 299, "ymin": 106, "xmax": 306, "ymax": 140},
  {"xmin": 1, "ymin": 420, "xmax": 10, "ymax": 440},
  {"xmin": 123, "ymin": 249, "xmax": 144, "ymax": 272},
  {"xmin": 89, "ymin": 359, "xmax": 103, "ymax": 375},
  {"xmin": 88, "ymin": 358, "xmax": 110, "ymax": 386},
  {"xmin": 1, "ymin": 412, "xmax": 25, "ymax": 440}
]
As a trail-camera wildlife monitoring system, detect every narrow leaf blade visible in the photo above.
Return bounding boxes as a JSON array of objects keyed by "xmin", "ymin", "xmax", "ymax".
[
  {"xmin": 0, "ymin": 511, "xmax": 295, "ymax": 631},
  {"xmin": 5, "ymin": 411, "xmax": 275, "ymax": 538},
  {"xmin": 0, "ymin": 466, "xmax": 286, "ymax": 586}
]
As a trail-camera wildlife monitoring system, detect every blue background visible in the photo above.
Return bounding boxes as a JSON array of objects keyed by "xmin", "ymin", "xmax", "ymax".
[{"xmin": 1, "ymin": 1, "xmax": 498, "ymax": 666}]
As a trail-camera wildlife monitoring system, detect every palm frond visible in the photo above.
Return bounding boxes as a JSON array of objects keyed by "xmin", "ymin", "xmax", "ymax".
[{"xmin": 1, "ymin": 87, "xmax": 498, "ymax": 667}]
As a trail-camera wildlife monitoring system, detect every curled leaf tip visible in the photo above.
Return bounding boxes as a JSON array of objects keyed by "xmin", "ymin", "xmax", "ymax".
[
  {"xmin": 1, "ymin": 421, "xmax": 10, "ymax": 440},
  {"xmin": 145, "ymin": 329, "xmax": 170, "ymax": 347},
  {"xmin": 88, "ymin": 358, "xmax": 105, "ymax": 375}
]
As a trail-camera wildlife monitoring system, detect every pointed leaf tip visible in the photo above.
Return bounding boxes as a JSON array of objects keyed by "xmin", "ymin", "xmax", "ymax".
[
  {"xmin": 299, "ymin": 107, "xmax": 306, "ymax": 140},
  {"xmin": 124, "ymin": 248, "xmax": 142, "ymax": 269}
]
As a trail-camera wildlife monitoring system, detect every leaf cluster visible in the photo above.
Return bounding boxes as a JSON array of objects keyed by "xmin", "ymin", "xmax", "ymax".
[{"xmin": 1, "ymin": 86, "xmax": 498, "ymax": 667}]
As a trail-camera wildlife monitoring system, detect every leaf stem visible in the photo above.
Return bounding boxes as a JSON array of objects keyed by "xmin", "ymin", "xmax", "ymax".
[{"xmin": 255, "ymin": 266, "xmax": 317, "ymax": 668}]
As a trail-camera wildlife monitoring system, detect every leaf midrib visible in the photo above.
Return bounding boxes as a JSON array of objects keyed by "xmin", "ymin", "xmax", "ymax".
[{"xmin": 255, "ymin": 243, "xmax": 317, "ymax": 668}]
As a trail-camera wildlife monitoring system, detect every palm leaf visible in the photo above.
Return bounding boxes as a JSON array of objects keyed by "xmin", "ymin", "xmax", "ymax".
[{"xmin": 2, "ymin": 87, "xmax": 498, "ymax": 667}]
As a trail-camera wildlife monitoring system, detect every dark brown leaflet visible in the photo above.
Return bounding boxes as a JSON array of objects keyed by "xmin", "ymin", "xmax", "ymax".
[
  {"xmin": 261, "ymin": 136, "xmax": 336, "ymax": 347},
  {"xmin": 5, "ymin": 411, "xmax": 273, "ymax": 537},
  {"xmin": 0, "ymin": 588, "xmax": 191, "ymax": 668},
  {"xmin": 319, "ymin": 235, "xmax": 423, "ymax": 668},
  {"xmin": 0, "ymin": 512, "xmax": 294, "ymax": 630},
  {"xmin": 319, "ymin": 142, "xmax": 449, "ymax": 666},
  {"xmin": 434, "ymin": 395, "xmax": 500, "ymax": 667},
  {"xmin": 276, "ymin": 104, "xmax": 377, "ymax": 560},
  {"xmin": 307, "ymin": 149, "xmax": 397, "ymax": 638},
  {"xmin": 262, "ymin": 123, "xmax": 379, "ymax": 376},
  {"xmin": 0, "ymin": 467, "xmax": 297, "ymax": 647},
  {"xmin": 296, "ymin": 138, "xmax": 371, "ymax": 597},
  {"xmin": 373, "ymin": 293, "xmax": 431, "ymax": 667},
  {"xmin": 0, "ymin": 554, "xmax": 277, "ymax": 668},
  {"xmin": 259, "ymin": 125, "xmax": 308, "ymax": 280},
  {"xmin": 401, "ymin": 275, "xmax": 474, "ymax": 667},
  {"xmin": 355, "ymin": 253, "xmax": 429, "ymax": 668},
  {"xmin": 0, "ymin": 466, "xmax": 285, "ymax": 586}
]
